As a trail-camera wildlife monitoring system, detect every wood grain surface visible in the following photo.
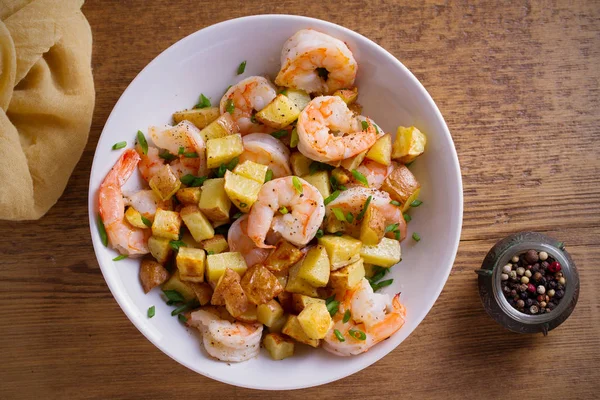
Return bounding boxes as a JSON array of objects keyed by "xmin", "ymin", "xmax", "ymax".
[{"xmin": 1, "ymin": 1, "xmax": 599, "ymax": 398}]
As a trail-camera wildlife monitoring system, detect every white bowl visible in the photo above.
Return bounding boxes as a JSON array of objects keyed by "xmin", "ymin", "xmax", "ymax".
[{"xmin": 88, "ymin": 15, "xmax": 462, "ymax": 390}]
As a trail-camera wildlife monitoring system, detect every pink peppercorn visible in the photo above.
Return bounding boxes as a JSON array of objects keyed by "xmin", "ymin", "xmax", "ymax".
[
  {"xmin": 527, "ymin": 283, "xmax": 536, "ymax": 293},
  {"xmin": 548, "ymin": 261, "xmax": 562, "ymax": 273}
]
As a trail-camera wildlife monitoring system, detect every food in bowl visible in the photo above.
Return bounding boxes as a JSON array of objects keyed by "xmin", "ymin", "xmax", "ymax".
[{"xmin": 96, "ymin": 29, "xmax": 428, "ymax": 363}]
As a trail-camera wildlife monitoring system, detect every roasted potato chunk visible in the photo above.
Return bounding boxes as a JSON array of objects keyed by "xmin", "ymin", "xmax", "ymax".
[
  {"xmin": 175, "ymin": 187, "xmax": 202, "ymax": 205},
  {"xmin": 340, "ymin": 149, "xmax": 367, "ymax": 171},
  {"xmin": 257, "ymin": 299, "xmax": 284, "ymax": 327},
  {"xmin": 264, "ymin": 333, "xmax": 295, "ymax": 360},
  {"xmin": 180, "ymin": 205, "xmax": 214, "ymax": 242},
  {"xmin": 318, "ymin": 234, "xmax": 362, "ymax": 270},
  {"xmin": 188, "ymin": 282, "xmax": 213, "ymax": 305},
  {"xmin": 366, "ymin": 133, "xmax": 392, "ymax": 166},
  {"xmin": 198, "ymin": 178, "xmax": 231, "ymax": 222},
  {"xmin": 301, "ymin": 171, "xmax": 331, "ymax": 199},
  {"xmin": 284, "ymin": 89, "xmax": 311, "ymax": 111},
  {"xmin": 333, "ymin": 87, "xmax": 358, "ymax": 104},
  {"xmin": 149, "ymin": 164, "xmax": 181, "ymax": 201},
  {"xmin": 292, "ymin": 294, "xmax": 325, "ymax": 314},
  {"xmin": 200, "ymin": 234, "xmax": 229, "ymax": 254},
  {"xmin": 297, "ymin": 302, "xmax": 333, "ymax": 340},
  {"xmin": 140, "ymin": 258, "xmax": 169, "ymax": 293},
  {"xmin": 331, "ymin": 167, "xmax": 351, "ymax": 185},
  {"xmin": 297, "ymin": 245, "xmax": 330, "ymax": 287},
  {"xmin": 268, "ymin": 314, "xmax": 288, "ymax": 334},
  {"xmin": 233, "ymin": 160, "xmax": 268, "ymax": 183},
  {"xmin": 241, "ymin": 265, "xmax": 284, "ymax": 305},
  {"xmin": 176, "ymin": 246, "xmax": 206, "ymax": 283},
  {"xmin": 286, "ymin": 259, "xmax": 319, "ymax": 297},
  {"xmin": 151, "ymin": 208, "xmax": 181, "ymax": 240},
  {"xmin": 162, "ymin": 270, "xmax": 196, "ymax": 301},
  {"xmin": 290, "ymin": 152, "xmax": 312, "ymax": 177},
  {"xmin": 329, "ymin": 258, "xmax": 365, "ymax": 291},
  {"xmin": 125, "ymin": 207, "xmax": 149, "ymax": 229},
  {"xmin": 206, "ymin": 133, "xmax": 244, "ymax": 169},
  {"xmin": 236, "ymin": 303, "xmax": 258, "ymax": 323},
  {"xmin": 211, "ymin": 268, "xmax": 249, "ymax": 317},
  {"xmin": 264, "ymin": 240, "xmax": 304, "ymax": 272},
  {"xmin": 277, "ymin": 291, "xmax": 295, "ymax": 314},
  {"xmin": 359, "ymin": 204, "xmax": 385, "ymax": 245},
  {"xmin": 256, "ymin": 94, "xmax": 301, "ymax": 129},
  {"xmin": 224, "ymin": 170, "xmax": 262, "ymax": 212},
  {"xmin": 148, "ymin": 236, "xmax": 172, "ymax": 264},
  {"xmin": 206, "ymin": 251, "xmax": 248, "ymax": 285},
  {"xmin": 172, "ymin": 107, "xmax": 220, "ymax": 129},
  {"xmin": 392, "ymin": 126, "xmax": 426, "ymax": 164},
  {"xmin": 282, "ymin": 315, "xmax": 320, "ymax": 348},
  {"xmin": 199, "ymin": 113, "xmax": 237, "ymax": 142},
  {"xmin": 360, "ymin": 237, "xmax": 402, "ymax": 268},
  {"xmin": 380, "ymin": 164, "xmax": 421, "ymax": 212}
]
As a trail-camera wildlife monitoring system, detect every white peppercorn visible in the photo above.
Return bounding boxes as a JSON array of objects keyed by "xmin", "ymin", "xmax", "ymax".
[
  {"xmin": 539, "ymin": 251, "xmax": 548, "ymax": 261},
  {"xmin": 516, "ymin": 267, "xmax": 525, "ymax": 276},
  {"xmin": 521, "ymin": 276, "xmax": 530, "ymax": 284},
  {"xmin": 524, "ymin": 270, "xmax": 532, "ymax": 278},
  {"xmin": 537, "ymin": 285, "xmax": 546, "ymax": 295},
  {"xmin": 501, "ymin": 273, "xmax": 509, "ymax": 281},
  {"xmin": 502, "ymin": 264, "xmax": 512, "ymax": 274},
  {"xmin": 511, "ymin": 256, "xmax": 519, "ymax": 263}
]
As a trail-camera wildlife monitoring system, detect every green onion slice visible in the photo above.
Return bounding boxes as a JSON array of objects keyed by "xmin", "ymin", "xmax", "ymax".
[
  {"xmin": 292, "ymin": 176, "xmax": 303, "ymax": 194},
  {"xmin": 97, "ymin": 214, "xmax": 108, "ymax": 247},
  {"xmin": 136, "ymin": 130, "xmax": 148, "ymax": 155},
  {"xmin": 334, "ymin": 329, "xmax": 345, "ymax": 342},
  {"xmin": 237, "ymin": 60, "xmax": 247, "ymax": 75},
  {"xmin": 112, "ymin": 141, "xmax": 126, "ymax": 150},
  {"xmin": 351, "ymin": 169, "xmax": 369, "ymax": 187},
  {"xmin": 349, "ymin": 329, "xmax": 367, "ymax": 341}
]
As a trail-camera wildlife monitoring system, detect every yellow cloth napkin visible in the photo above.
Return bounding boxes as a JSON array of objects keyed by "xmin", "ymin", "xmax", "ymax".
[{"xmin": 0, "ymin": 0, "xmax": 94, "ymax": 220}]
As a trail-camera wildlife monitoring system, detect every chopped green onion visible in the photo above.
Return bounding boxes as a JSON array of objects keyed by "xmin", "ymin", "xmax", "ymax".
[
  {"xmin": 171, "ymin": 299, "xmax": 200, "ymax": 316},
  {"xmin": 290, "ymin": 127, "xmax": 299, "ymax": 148},
  {"xmin": 169, "ymin": 240, "xmax": 187, "ymax": 251},
  {"xmin": 97, "ymin": 214, "xmax": 108, "ymax": 247},
  {"xmin": 195, "ymin": 93, "xmax": 211, "ymax": 109},
  {"xmin": 180, "ymin": 174, "xmax": 207, "ymax": 187},
  {"xmin": 338, "ymin": 185, "xmax": 347, "ymax": 191},
  {"xmin": 346, "ymin": 212, "xmax": 354, "ymax": 223},
  {"xmin": 147, "ymin": 306, "xmax": 155, "ymax": 318},
  {"xmin": 349, "ymin": 329, "xmax": 366, "ymax": 341},
  {"xmin": 279, "ymin": 89, "xmax": 288, "ymax": 95},
  {"xmin": 334, "ymin": 231, "xmax": 343, "ymax": 236},
  {"xmin": 351, "ymin": 169, "xmax": 369, "ymax": 187},
  {"xmin": 228, "ymin": 157, "xmax": 239, "ymax": 170},
  {"xmin": 270, "ymin": 130, "xmax": 288, "ymax": 139},
  {"xmin": 371, "ymin": 279, "xmax": 394, "ymax": 292},
  {"xmin": 214, "ymin": 224, "xmax": 231, "ymax": 236},
  {"xmin": 334, "ymin": 329, "xmax": 345, "ymax": 342},
  {"xmin": 385, "ymin": 223, "xmax": 399, "ymax": 233},
  {"xmin": 374, "ymin": 124, "xmax": 380, "ymax": 134},
  {"xmin": 250, "ymin": 113, "xmax": 257, "ymax": 124},
  {"xmin": 356, "ymin": 195, "xmax": 372, "ymax": 221},
  {"xmin": 405, "ymin": 161, "xmax": 414, "ymax": 167},
  {"xmin": 183, "ymin": 152, "xmax": 198, "ymax": 158},
  {"xmin": 316, "ymin": 229, "xmax": 324, "ymax": 239},
  {"xmin": 390, "ymin": 200, "xmax": 402, "ymax": 207},
  {"xmin": 237, "ymin": 60, "xmax": 247, "ymax": 75},
  {"xmin": 225, "ymin": 99, "xmax": 235, "ymax": 114},
  {"xmin": 343, "ymin": 310, "xmax": 351, "ymax": 323},
  {"xmin": 412, "ymin": 232, "xmax": 421, "ymax": 242},
  {"xmin": 239, "ymin": 202, "xmax": 247, "ymax": 208},
  {"xmin": 279, "ymin": 206, "xmax": 289, "ymax": 214},
  {"xmin": 264, "ymin": 169, "xmax": 273, "ymax": 183},
  {"xmin": 141, "ymin": 215, "xmax": 152, "ymax": 228},
  {"xmin": 136, "ymin": 130, "xmax": 148, "ymax": 155},
  {"xmin": 323, "ymin": 190, "xmax": 340, "ymax": 206},
  {"xmin": 233, "ymin": 212, "xmax": 243, "ymax": 219},
  {"xmin": 410, "ymin": 199, "xmax": 423, "ymax": 207},
  {"xmin": 369, "ymin": 267, "xmax": 388, "ymax": 284},
  {"xmin": 395, "ymin": 230, "xmax": 401, "ymax": 240},
  {"xmin": 112, "ymin": 141, "xmax": 127, "ymax": 150},
  {"xmin": 326, "ymin": 299, "xmax": 339, "ymax": 316},
  {"xmin": 403, "ymin": 213, "xmax": 412, "ymax": 223},
  {"xmin": 178, "ymin": 146, "xmax": 185, "ymax": 155},
  {"xmin": 207, "ymin": 250, "xmax": 215, "ymax": 255},
  {"xmin": 163, "ymin": 290, "xmax": 185, "ymax": 303},
  {"xmin": 331, "ymin": 207, "xmax": 346, "ymax": 222},
  {"xmin": 216, "ymin": 164, "xmax": 227, "ymax": 178},
  {"xmin": 309, "ymin": 161, "xmax": 334, "ymax": 175},
  {"xmin": 292, "ymin": 176, "xmax": 303, "ymax": 194},
  {"xmin": 178, "ymin": 314, "xmax": 188, "ymax": 323},
  {"xmin": 159, "ymin": 151, "xmax": 177, "ymax": 161},
  {"xmin": 112, "ymin": 254, "xmax": 128, "ymax": 261},
  {"xmin": 361, "ymin": 120, "xmax": 369, "ymax": 131},
  {"xmin": 316, "ymin": 67, "xmax": 329, "ymax": 79}
]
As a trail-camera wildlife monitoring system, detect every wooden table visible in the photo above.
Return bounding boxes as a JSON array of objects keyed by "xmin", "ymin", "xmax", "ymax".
[{"xmin": 1, "ymin": 1, "xmax": 599, "ymax": 398}]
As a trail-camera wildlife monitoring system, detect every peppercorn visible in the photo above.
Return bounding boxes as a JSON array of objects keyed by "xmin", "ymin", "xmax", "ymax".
[
  {"xmin": 538, "ymin": 277, "xmax": 547, "ymax": 286},
  {"xmin": 502, "ymin": 264, "xmax": 512, "ymax": 274},
  {"xmin": 541, "ymin": 261, "xmax": 549, "ymax": 269},
  {"xmin": 549, "ymin": 261, "xmax": 562, "ymax": 273},
  {"xmin": 511, "ymin": 255, "xmax": 519, "ymax": 263},
  {"xmin": 503, "ymin": 285, "xmax": 511, "ymax": 294},
  {"xmin": 533, "ymin": 272, "xmax": 542, "ymax": 282},
  {"xmin": 527, "ymin": 283, "xmax": 536, "ymax": 293},
  {"xmin": 537, "ymin": 285, "xmax": 546, "ymax": 295},
  {"xmin": 511, "ymin": 289, "xmax": 518, "ymax": 297},
  {"xmin": 548, "ymin": 280, "xmax": 557, "ymax": 289},
  {"xmin": 517, "ymin": 299, "xmax": 525, "ymax": 308},
  {"xmin": 520, "ymin": 284, "xmax": 528, "ymax": 292},
  {"xmin": 539, "ymin": 251, "xmax": 548, "ymax": 261},
  {"xmin": 530, "ymin": 305, "xmax": 539, "ymax": 314},
  {"xmin": 545, "ymin": 295, "xmax": 549, "ymax": 302},
  {"xmin": 557, "ymin": 284, "xmax": 565, "ymax": 291},
  {"xmin": 509, "ymin": 270, "xmax": 517, "ymax": 280},
  {"xmin": 547, "ymin": 302, "xmax": 556, "ymax": 311},
  {"xmin": 520, "ymin": 292, "xmax": 528, "ymax": 300},
  {"xmin": 501, "ymin": 273, "xmax": 509, "ymax": 281},
  {"xmin": 521, "ymin": 276, "xmax": 530, "ymax": 284},
  {"xmin": 555, "ymin": 289, "xmax": 565, "ymax": 299},
  {"xmin": 559, "ymin": 277, "xmax": 566, "ymax": 285},
  {"xmin": 540, "ymin": 301, "xmax": 547, "ymax": 308},
  {"xmin": 537, "ymin": 294, "xmax": 545, "ymax": 302},
  {"xmin": 524, "ymin": 270, "xmax": 532, "ymax": 278},
  {"xmin": 525, "ymin": 249, "xmax": 539, "ymax": 264},
  {"xmin": 516, "ymin": 267, "xmax": 525, "ymax": 276},
  {"xmin": 547, "ymin": 289, "xmax": 556, "ymax": 298},
  {"xmin": 525, "ymin": 298, "xmax": 533, "ymax": 307}
]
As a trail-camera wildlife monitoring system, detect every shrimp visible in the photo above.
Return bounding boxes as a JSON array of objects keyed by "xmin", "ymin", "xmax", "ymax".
[
  {"xmin": 325, "ymin": 187, "xmax": 407, "ymax": 240},
  {"xmin": 98, "ymin": 149, "xmax": 150, "ymax": 256},
  {"xmin": 351, "ymin": 159, "xmax": 394, "ymax": 189},
  {"xmin": 239, "ymin": 133, "xmax": 292, "ymax": 178},
  {"xmin": 275, "ymin": 29, "xmax": 357, "ymax": 95},
  {"xmin": 323, "ymin": 278, "xmax": 406, "ymax": 356},
  {"xmin": 219, "ymin": 76, "xmax": 277, "ymax": 134},
  {"xmin": 297, "ymin": 96, "xmax": 378, "ymax": 163},
  {"xmin": 189, "ymin": 308, "xmax": 263, "ymax": 362},
  {"xmin": 247, "ymin": 176, "xmax": 325, "ymax": 248},
  {"xmin": 151, "ymin": 121, "xmax": 207, "ymax": 175},
  {"xmin": 227, "ymin": 215, "xmax": 270, "ymax": 267},
  {"xmin": 123, "ymin": 189, "xmax": 171, "ymax": 219}
]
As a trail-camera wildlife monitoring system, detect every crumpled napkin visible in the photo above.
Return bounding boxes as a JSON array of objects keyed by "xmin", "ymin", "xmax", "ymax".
[{"xmin": 0, "ymin": 0, "xmax": 94, "ymax": 220}]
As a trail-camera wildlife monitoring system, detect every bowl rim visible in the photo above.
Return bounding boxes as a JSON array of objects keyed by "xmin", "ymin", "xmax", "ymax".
[{"xmin": 87, "ymin": 14, "xmax": 463, "ymax": 390}]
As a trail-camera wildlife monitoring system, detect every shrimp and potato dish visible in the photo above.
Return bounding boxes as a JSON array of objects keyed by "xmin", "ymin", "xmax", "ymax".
[{"xmin": 97, "ymin": 29, "xmax": 427, "ymax": 362}]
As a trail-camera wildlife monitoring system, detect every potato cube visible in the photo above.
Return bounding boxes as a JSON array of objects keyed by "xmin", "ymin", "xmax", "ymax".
[
  {"xmin": 180, "ymin": 205, "xmax": 214, "ymax": 242},
  {"xmin": 340, "ymin": 149, "xmax": 367, "ymax": 171},
  {"xmin": 290, "ymin": 152, "xmax": 312, "ymax": 177},
  {"xmin": 302, "ymin": 171, "xmax": 331, "ymax": 199},
  {"xmin": 277, "ymin": 291, "xmax": 295, "ymax": 314},
  {"xmin": 268, "ymin": 314, "xmax": 288, "ymax": 334},
  {"xmin": 264, "ymin": 333, "xmax": 295, "ymax": 360},
  {"xmin": 292, "ymin": 294, "xmax": 325, "ymax": 313},
  {"xmin": 199, "ymin": 113, "xmax": 237, "ymax": 142},
  {"xmin": 264, "ymin": 240, "xmax": 304, "ymax": 272},
  {"xmin": 359, "ymin": 205, "xmax": 385, "ymax": 245},
  {"xmin": 297, "ymin": 246, "xmax": 330, "ymax": 287},
  {"xmin": 380, "ymin": 164, "xmax": 421, "ymax": 212},
  {"xmin": 286, "ymin": 260, "xmax": 319, "ymax": 297},
  {"xmin": 172, "ymin": 107, "xmax": 220, "ymax": 129},
  {"xmin": 363, "ymin": 263, "xmax": 377, "ymax": 278},
  {"xmin": 139, "ymin": 259, "xmax": 169, "ymax": 293},
  {"xmin": 392, "ymin": 126, "xmax": 426, "ymax": 164},
  {"xmin": 256, "ymin": 94, "xmax": 301, "ymax": 129},
  {"xmin": 198, "ymin": 178, "xmax": 231, "ymax": 222},
  {"xmin": 284, "ymin": 89, "xmax": 311, "ymax": 111},
  {"xmin": 206, "ymin": 133, "xmax": 244, "ymax": 169},
  {"xmin": 200, "ymin": 234, "xmax": 229, "ymax": 254},
  {"xmin": 257, "ymin": 299, "xmax": 284, "ymax": 327},
  {"xmin": 151, "ymin": 208, "xmax": 181, "ymax": 240},
  {"xmin": 176, "ymin": 247, "xmax": 206, "ymax": 282},
  {"xmin": 282, "ymin": 315, "xmax": 320, "ymax": 348},
  {"xmin": 162, "ymin": 270, "xmax": 196, "ymax": 301},
  {"xmin": 331, "ymin": 167, "xmax": 351, "ymax": 185},
  {"xmin": 329, "ymin": 259, "xmax": 365, "ymax": 291},
  {"xmin": 210, "ymin": 268, "xmax": 248, "ymax": 317},
  {"xmin": 233, "ymin": 160, "xmax": 268, "ymax": 183},
  {"xmin": 224, "ymin": 170, "xmax": 262, "ymax": 212},
  {"xmin": 188, "ymin": 282, "xmax": 213, "ymax": 305},
  {"xmin": 236, "ymin": 303, "xmax": 258, "ymax": 323},
  {"xmin": 333, "ymin": 87, "xmax": 358, "ymax": 104},
  {"xmin": 149, "ymin": 164, "xmax": 181, "ymax": 201},
  {"xmin": 125, "ymin": 207, "xmax": 149, "ymax": 229},
  {"xmin": 180, "ymin": 231, "xmax": 201, "ymax": 248},
  {"xmin": 240, "ymin": 265, "xmax": 284, "ymax": 305},
  {"xmin": 148, "ymin": 236, "xmax": 172, "ymax": 264},
  {"xmin": 318, "ymin": 234, "xmax": 362, "ymax": 270},
  {"xmin": 366, "ymin": 133, "xmax": 392, "ymax": 166},
  {"xmin": 297, "ymin": 303, "xmax": 333, "ymax": 340},
  {"xmin": 360, "ymin": 237, "xmax": 402, "ymax": 268},
  {"xmin": 175, "ymin": 187, "xmax": 202, "ymax": 205},
  {"xmin": 206, "ymin": 251, "xmax": 248, "ymax": 285}
]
